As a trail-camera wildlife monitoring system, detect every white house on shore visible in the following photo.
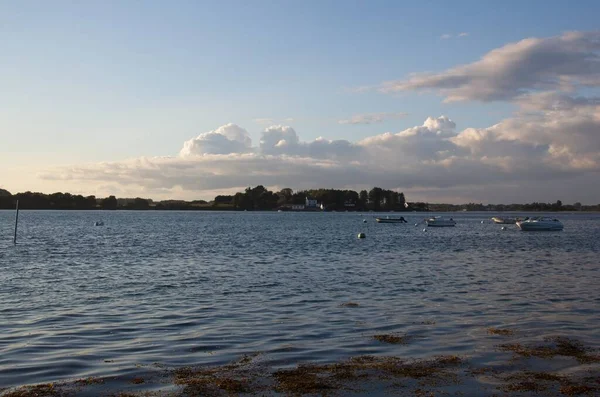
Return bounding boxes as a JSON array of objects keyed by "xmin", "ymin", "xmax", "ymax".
[{"xmin": 305, "ymin": 197, "xmax": 318, "ymax": 208}]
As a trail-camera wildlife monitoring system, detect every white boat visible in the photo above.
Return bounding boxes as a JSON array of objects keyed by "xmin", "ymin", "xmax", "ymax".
[
  {"xmin": 516, "ymin": 217, "xmax": 563, "ymax": 231},
  {"xmin": 426, "ymin": 216, "xmax": 456, "ymax": 227},
  {"xmin": 491, "ymin": 216, "xmax": 520, "ymax": 224}
]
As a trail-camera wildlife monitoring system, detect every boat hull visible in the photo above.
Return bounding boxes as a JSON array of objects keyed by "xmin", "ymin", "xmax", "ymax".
[
  {"xmin": 517, "ymin": 223, "xmax": 563, "ymax": 231},
  {"xmin": 376, "ymin": 218, "xmax": 407, "ymax": 223},
  {"xmin": 516, "ymin": 218, "xmax": 563, "ymax": 231}
]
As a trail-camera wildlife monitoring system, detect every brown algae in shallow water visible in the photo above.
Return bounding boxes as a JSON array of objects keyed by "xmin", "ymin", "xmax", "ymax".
[
  {"xmin": 74, "ymin": 376, "xmax": 105, "ymax": 386},
  {"xmin": 174, "ymin": 366, "xmax": 255, "ymax": 396},
  {"xmin": 3, "ymin": 384, "xmax": 61, "ymax": 397},
  {"xmin": 373, "ymin": 333, "xmax": 411, "ymax": 344},
  {"xmin": 559, "ymin": 383, "xmax": 598, "ymax": 396},
  {"xmin": 273, "ymin": 354, "xmax": 464, "ymax": 395},
  {"xmin": 339, "ymin": 302, "xmax": 360, "ymax": 307},
  {"xmin": 497, "ymin": 370, "xmax": 599, "ymax": 396},
  {"xmin": 499, "ymin": 371, "xmax": 563, "ymax": 393},
  {"xmin": 273, "ymin": 366, "xmax": 340, "ymax": 395},
  {"xmin": 7, "ymin": 345, "xmax": 600, "ymax": 396},
  {"xmin": 498, "ymin": 336, "xmax": 600, "ymax": 363},
  {"xmin": 487, "ymin": 327, "xmax": 515, "ymax": 336},
  {"xmin": 172, "ymin": 352, "xmax": 265, "ymax": 396}
]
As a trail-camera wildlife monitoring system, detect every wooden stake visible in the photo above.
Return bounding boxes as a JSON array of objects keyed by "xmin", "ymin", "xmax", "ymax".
[{"xmin": 13, "ymin": 200, "xmax": 19, "ymax": 244}]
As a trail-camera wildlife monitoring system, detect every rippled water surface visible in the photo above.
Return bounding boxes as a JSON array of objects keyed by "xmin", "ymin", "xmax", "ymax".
[{"xmin": 1, "ymin": 211, "xmax": 599, "ymax": 391}]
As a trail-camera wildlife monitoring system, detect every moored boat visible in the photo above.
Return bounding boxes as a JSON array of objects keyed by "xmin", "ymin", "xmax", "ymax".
[
  {"xmin": 426, "ymin": 217, "xmax": 456, "ymax": 227},
  {"xmin": 491, "ymin": 216, "xmax": 520, "ymax": 224},
  {"xmin": 376, "ymin": 217, "xmax": 407, "ymax": 223},
  {"xmin": 516, "ymin": 217, "xmax": 563, "ymax": 231}
]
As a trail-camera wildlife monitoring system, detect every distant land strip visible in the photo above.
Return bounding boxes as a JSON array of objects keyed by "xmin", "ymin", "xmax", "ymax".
[{"xmin": 0, "ymin": 186, "xmax": 597, "ymax": 211}]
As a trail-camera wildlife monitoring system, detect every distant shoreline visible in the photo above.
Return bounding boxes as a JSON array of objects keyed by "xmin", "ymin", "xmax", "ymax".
[
  {"xmin": 1, "ymin": 208, "xmax": 598, "ymax": 213},
  {"xmin": 1, "ymin": 186, "xmax": 597, "ymax": 212}
]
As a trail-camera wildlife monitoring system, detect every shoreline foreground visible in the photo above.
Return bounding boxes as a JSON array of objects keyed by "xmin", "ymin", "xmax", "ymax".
[{"xmin": 2, "ymin": 329, "xmax": 598, "ymax": 396}]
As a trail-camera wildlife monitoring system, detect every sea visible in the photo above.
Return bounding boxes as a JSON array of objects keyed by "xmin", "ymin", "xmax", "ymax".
[{"xmin": 0, "ymin": 211, "xmax": 599, "ymax": 395}]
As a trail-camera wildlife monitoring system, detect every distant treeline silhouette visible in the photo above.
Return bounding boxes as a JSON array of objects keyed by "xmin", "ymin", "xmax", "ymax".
[{"xmin": 0, "ymin": 187, "xmax": 597, "ymax": 212}]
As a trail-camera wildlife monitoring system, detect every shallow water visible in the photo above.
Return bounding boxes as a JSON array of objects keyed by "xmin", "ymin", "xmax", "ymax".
[{"xmin": 0, "ymin": 211, "xmax": 599, "ymax": 392}]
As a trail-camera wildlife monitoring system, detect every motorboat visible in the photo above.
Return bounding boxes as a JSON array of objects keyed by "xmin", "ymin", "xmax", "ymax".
[
  {"xmin": 426, "ymin": 216, "xmax": 456, "ymax": 227},
  {"xmin": 376, "ymin": 216, "xmax": 407, "ymax": 223},
  {"xmin": 491, "ymin": 216, "xmax": 520, "ymax": 224},
  {"xmin": 516, "ymin": 217, "xmax": 563, "ymax": 231}
]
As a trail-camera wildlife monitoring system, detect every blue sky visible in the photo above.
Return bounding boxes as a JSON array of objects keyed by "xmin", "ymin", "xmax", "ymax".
[{"xmin": 1, "ymin": 1, "xmax": 600, "ymax": 203}]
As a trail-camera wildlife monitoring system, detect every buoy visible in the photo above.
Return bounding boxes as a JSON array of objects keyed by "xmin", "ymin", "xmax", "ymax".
[
  {"xmin": 95, "ymin": 221, "xmax": 104, "ymax": 226},
  {"xmin": 363, "ymin": 219, "xmax": 367, "ymax": 223},
  {"xmin": 481, "ymin": 220, "xmax": 484, "ymax": 224},
  {"xmin": 357, "ymin": 232, "xmax": 366, "ymax": 239},
  {"xmin": 501, "ymin": 226, "xmax": 506, "ymax": 230},
  {"xmin": 414, "ymin": 223, "xmax": 418, "ymax": 226},
  {"xmin": 423, "ymin": 228, "xmax": 427, "ymax": 232}
]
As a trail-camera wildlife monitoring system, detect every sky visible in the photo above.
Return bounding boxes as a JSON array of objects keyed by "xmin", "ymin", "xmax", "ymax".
[{"xmin": 1, "ymin": 0, "xmax": 600, "ymax": 204}]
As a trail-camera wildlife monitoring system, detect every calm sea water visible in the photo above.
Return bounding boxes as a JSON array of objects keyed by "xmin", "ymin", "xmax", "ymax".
[{"xmin": 0, "ymin": 210, "xmax": 599, "ymax": 391}]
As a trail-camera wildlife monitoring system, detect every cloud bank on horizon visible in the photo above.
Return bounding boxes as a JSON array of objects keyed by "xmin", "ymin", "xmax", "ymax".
[{"xmin": 39, "ymin": 31, "xmax": 600, "ymax": 203}]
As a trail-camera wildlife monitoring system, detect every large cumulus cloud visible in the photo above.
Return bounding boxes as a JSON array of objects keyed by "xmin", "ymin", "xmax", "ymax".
[
  {"xmin": 38, "ymin": 103, "xmax": 600, "ymax": 203},
  {"xmin": 259, "ymin": 125, "xmax": 362, "ymax": 159},
  {"xmin": 180, "ymin": 123, "xmax": 252, "ymax": 156}
]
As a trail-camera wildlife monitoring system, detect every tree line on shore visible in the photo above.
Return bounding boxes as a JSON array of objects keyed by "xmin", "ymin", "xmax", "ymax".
[{"xmin": 0, "ymin": 187, "xmax": 598, "ymax": 212}]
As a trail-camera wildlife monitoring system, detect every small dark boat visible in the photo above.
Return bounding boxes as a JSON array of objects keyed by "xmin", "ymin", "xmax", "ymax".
[{"xmin": 376, "ymin": 217, "xmax": 407, "ymax": 223}]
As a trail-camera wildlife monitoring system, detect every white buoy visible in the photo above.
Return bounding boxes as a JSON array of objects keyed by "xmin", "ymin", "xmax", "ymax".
[
  {"xmin": 423, "ymin": 228, "xmax": 427, "ymax": 232},
  {"xmin": 414, "ymin": 223, "xmax": 418, "ymax": 226},
  {"xmin": 481, "ymin": 220, "xmax": 484, "ymax": 224},
  {"xmin": 501, "ymin": 226, "xmax": 506, "ymax": 230},
  {"xmin": 357, "ymin": 232, "xmax": 366, "ymax": 239},
  {"xmin": 363, "ymin": 219, "xmax": 367, "ymax": 223}
]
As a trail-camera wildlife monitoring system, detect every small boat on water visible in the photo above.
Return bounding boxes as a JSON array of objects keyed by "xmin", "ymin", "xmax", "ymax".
[
  {"xmin": 516, "ymin": 217, "xmax": 563, "ymax": 231},
  {"xmin": 491, "ymin": 216, "xmax": 520, "ymax": 224},
  {"xmin": 376, "ymin": 216, "xmax": 407, "ymax": 223},
  {"xmin": 426, "ymin": 217, "xmax": 456, "ymax": 227}
]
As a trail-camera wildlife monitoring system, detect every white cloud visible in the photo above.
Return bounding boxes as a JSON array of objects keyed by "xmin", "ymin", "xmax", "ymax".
[
  {"xmin": 38, "ymin": 101, "xmax": 600, "ymax": 203},
  {"xmin": 382, "ymin": 31, "xmax": 600, "ymax": 102},
  {"xmin": 253, "ymin": 118, "xmax": 275, "ymax": 125},
  {"xmin": 180, "ymin": 123, "xmax": 252, "ymax": 156},
  {"xmin": 259, "ymin": 125, "xmax": 300, "ymax": 153},
  {"xmin": 254, "ymin": 117, "xmax": 296, "ymax": 125},
  {"xmin": 259, "ymin": 125, "xmax": 362, "ymax": 159},
  {"xmin": 440, "ymin": 33, "xmax": 469, "ymax": 39},
  {"xmin": 338, "ymin": 112, "xmax": 408, "ymax": 125}
]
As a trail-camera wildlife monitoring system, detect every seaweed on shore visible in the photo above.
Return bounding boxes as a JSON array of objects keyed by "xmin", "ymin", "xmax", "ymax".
[
  {"xmin": 373, "ymin": 333, "xmax": 411, "ymax": 344},
  {"xmin": 487, "ymin": 327, "xmax": 515, "ymax": 336},
  {"xmin": 339, "ymin": 302, "xmax": 360, "ymax": 308},
  {"xmin": 74, "ymin": 377, "xmax": 104, "ymax": 386},
  {"xmin": 496, "ymin": 370, "xmax": 599, "ymax": 396},
  {"xmin": 172, "ymin": 352, "xmax": 266, "ymax": 396},
  {"xmin": 2, "ymin": 383, "xmax": 62, "ymax": 397},
  {"xmin": 498, "ymin": 336, "xmax": 600, "ymax": 363},
  {"xmin": 273, "ymin": 354, "xmax": 465, "ymax": 395}
]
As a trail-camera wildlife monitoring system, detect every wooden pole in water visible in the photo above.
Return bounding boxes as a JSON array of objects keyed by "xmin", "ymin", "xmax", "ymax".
[{"xmin": 13, "ymin": 200, "xmax": 19, "ymax": 244}]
